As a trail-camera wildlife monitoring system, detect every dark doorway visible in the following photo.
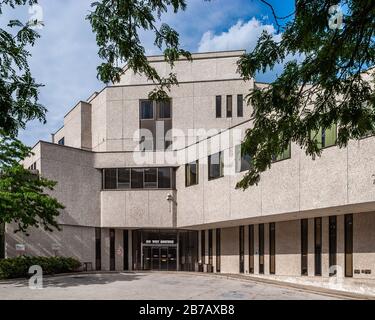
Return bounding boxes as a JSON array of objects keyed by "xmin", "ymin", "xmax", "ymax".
[
  {"xmin": 329, "ymin": 216, "xmax": 337, "ymax": 276},
  {"xmin": 109, "ymin": 229, "xmax": 115, "ymax": 271},
  {"xmin": 301, "ymin": 219, "xmax": 308, "ymax": 276},
  {"xmin": 143, "ymin": 246, "xmax": 177, "ymax": 271},
  {"xmin": 269, "ymin": 223, "xmax": 276, "ymax": 275},
  {"xmin": 314, "ymin": 218, "xmax": 322, "ymax": 276},
  {"xmin": 345, "ymin": 214, "xmax": 353, "ymax": 277},
  {"xmin": 239, "ymin": 226, "xmax": 244, "ymax": 273},
  {"xmin": 248, "ymin": 225, "xmax": 254, "ymax": 273},
  {"xmin": 123, "ymin": 230, "xmax": 129, "ymax": 271},
  {"xmin": 95, "ymin": 228, "xmax": 101, "ymax": 270},
  {"xmin": 259, "ymin": 224, "xmax": 264, "ymax": 274}
]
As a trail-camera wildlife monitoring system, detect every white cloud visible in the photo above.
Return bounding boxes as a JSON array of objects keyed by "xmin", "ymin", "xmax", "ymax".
[{"xmin": 198, "ymin": 17, "xmax": 277, "ymax": 53}]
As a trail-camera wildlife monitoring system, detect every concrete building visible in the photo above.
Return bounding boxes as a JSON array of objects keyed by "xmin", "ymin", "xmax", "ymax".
[{"xmin": 2, "ymin": 50, "xmax": 375, "ymax": 286}]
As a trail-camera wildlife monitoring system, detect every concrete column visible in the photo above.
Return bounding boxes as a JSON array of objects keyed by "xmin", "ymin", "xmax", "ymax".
[
  {"xmin": 308, "ymin": 218, "xmax": 315, "ymax": 276},
  {"xmin": 101, "ymin": 228, "xmax": 110, "ymax": 271},
  {"xmin": 115, "ymin": 229, "xmax": 123, "ymax": 271},
  {"xmin": 337, "ymin": 215, "xmax": 345, "ymax": 276},
  {"xmin": 244, "ymin": 225, "xmax": 249, "ymax": 274},
  {"xmin": 322, "ymin": 216, "xmax": 330, "ymax": 277},
  {"xmin": 254, "ymin": 224, "xmax": 259, "ymax": 274},
  {"xmin": 264, "ymin": 223, "xmax": 270, "ymax": 275}
]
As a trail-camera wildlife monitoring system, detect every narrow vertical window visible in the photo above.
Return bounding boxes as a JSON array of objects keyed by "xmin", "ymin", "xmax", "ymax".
[
  {"xmin": 237, "ymin": 94, "xmax": 243, "ymax": 117},
  {"xmin": 301, "ymin": 219, "xmax": 308, "ymax": 276},
  {"xmin": 0, "ymin": 223, "xmax": 5, "ymax": 259},
  {"xmin": 123, "ymin": 230, "xmax": 129, "ymax": 271},
  {"xmin": 95, "ymin": 228, "xmax": 101, "ymax": 271},
  {"xmin": 208, "ymin": 152, "xmax": 224, "ymax": 180},
  {"xmin": 314, "ymin": 218, "xmax": 322, "ymax": 276},
  {"xmin": 185, "ymin": 160, "xmax": 199, "ymax": 187},
  {"xmin": 201, "ymin": 230, "xmax": 206, "ymax": 269},
  {"xmin": 208, "ymin": 229, "xmax": 213, "ymax": 272},
  {"xmin": 269, "ymin": 223, "xmax": 276, "ymax": 274},
  {"xmin": 215, "ymin": 96, "xmax": 222, "ymax": 118},
  {"xmin": 329, "ymin": 216, "xmax": 337, "ymax": 276},
  {"xmin": 248, "ymin": 225, "xmax": 254, "ymax": 273},
  {"xmin": 345, "ymin": 214, "xmax": 353, "ymax": 277},
  {"xmin": 239, "ymin": 226, "xmax": 244, "ymax": 273},
  {"xmin": 259, "ymin": 224, "xmax": 264, "ymax": 274},
  {"xmin": 235, "ymin": 144, "xmax": 252, "ymax": 173},
  {"xmin": 226, "ymin": 95, "xmax": 232, "ymax": 118},
  {"xmin": 216, "ymin": 229, "xmax": 221, "ymax": 273},
  {"xmin": 109, "ymin": 229, "xmax": 115, "ymax": 271}
]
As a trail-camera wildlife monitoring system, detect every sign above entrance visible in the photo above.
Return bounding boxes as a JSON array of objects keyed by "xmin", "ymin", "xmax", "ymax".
[{"xmin": 145, "ymin": 240, "xmax": 175, "ymax": 245}]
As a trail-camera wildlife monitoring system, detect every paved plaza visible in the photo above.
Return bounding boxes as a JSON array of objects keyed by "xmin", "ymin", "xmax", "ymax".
[{"xmin": 0, "ymin": 272, "xmax": 344, "ymax": 300}]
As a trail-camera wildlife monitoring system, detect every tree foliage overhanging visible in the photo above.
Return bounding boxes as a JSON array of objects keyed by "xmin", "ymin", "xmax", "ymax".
[
  {"xmin": 0, "ymin": 0, "xmax": 64, "ymax": 233},
  {"xmin": 87, "ymin": 0, "xmax": 375, "ymax": 188}
]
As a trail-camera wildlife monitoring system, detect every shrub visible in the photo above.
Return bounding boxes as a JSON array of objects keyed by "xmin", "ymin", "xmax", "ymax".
[{"xmin": 0, "ymin": 256, "xmax": 81, "ymax": 279}]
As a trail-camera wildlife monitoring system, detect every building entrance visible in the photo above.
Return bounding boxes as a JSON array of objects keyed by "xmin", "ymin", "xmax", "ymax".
[{"xmin": 142, "ymin": 245, "xmax": 177, "ymax": 271}]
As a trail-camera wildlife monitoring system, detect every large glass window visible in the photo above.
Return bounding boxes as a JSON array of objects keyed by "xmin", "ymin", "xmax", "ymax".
[
  {"xmin": 216, "ymin": 96, "xmax": 222, "ymax": 118},
  {"xmin": 314, "ymin": 217, "xmax": 322, "ymax": 276},
  {"xmin": 118, "ymin": 168, "xmax": 130, "ymax": 189},
  {"xmin": 131, "ymin": 169, "xmax": 144, "ymax": 189},
  {"xmin": 235, "ymin": 144, "xmax": 252, "ymax": 173},
  {"xmin": 104, "ymin": 169, "xmax": 117, "ymax": 189},
  {"xmin": 272, "ymin": 142, "xmax": 291, "ymax": 162},
  {"xmin": 301, "ymin": 219, "xmax": 308, "ymax": 276},
  {"xmin": 144, "ymin": 168, "xmax": 157, "ymax": 188},
  {"xmin": 140, "ymin": 100, "xmax": 154, "ymax": 119},
  {"xmin": 157, "ymin": 100, "xmax": 171, "ymax": 119},
  {"xmin": 237, "ymin": 94, "xmax": 244, "ymax": 117},
  {"xmin": 103, "ymin": 167, "xmax": 175, "ymax": 190},
  {"xmin": 311, "ymin": 124, "xmax": 337, "ymax": 149},
  {"xmin": 158, "ymin": 167, "xmax": 172, "ymax": 189},
  {"xmin": 226, "ymin": 95, "xmax": 232, "ymax": 118},
  {"xmin": 208, "ymin": 152, "xmax": 224, "ymax": 180},
  {"xmin": 185, "ymin": 160, "xmax": 199, "ymax": 187}
]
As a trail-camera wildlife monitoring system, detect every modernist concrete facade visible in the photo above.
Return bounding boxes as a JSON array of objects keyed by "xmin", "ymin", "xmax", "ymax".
[{"xmin": 2, "ymin": 50, "xmax": 375, "ymax": 285}]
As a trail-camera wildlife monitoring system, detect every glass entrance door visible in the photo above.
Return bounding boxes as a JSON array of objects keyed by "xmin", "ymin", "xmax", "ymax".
[
  {"xmin": 151, "ymin": 247, "xmax": 160, "ymax": 270},
  {"xmin": 142, "ymin": 246, "xmax": 177, "ymax": 271}
]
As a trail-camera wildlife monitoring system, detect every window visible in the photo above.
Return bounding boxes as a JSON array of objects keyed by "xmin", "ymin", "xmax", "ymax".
[
  {"xmin": 158, "ymin": 167, "xmax": 172, "ymax": 189},
  {"xmin": 329, "ymin": 216, "xmax": 337, "ymax": 276},
  {"xmin": 140, "ymin": 100, "xmax": 154, "ymax": 119},
  {"xmin": 311, "ymin": 124, "xmax": 337, "ymax": 149},
  {"xmin": 118, "ymin": 168, "xmax": 130, "ymax": 189},
  {"xmin": 215, "ymin": 96, "xmax": 222, "ymax": 118},
  {"xmin": 235, "ymin": 144, "xmax": 252, "ymax": 173},
  {"xmin": 226, "ymin": 95, "xmax": 232, "ymax": 118},
  {"xmin": 104, "ymin": 169, "xmax": 117, "ymax": 189},
  {"xmin": 216, "ymin": 229, "xmax": 221, "ymax": 273},
  {"xmin": 95, "ymin": 228, "xmax": 101, "ymax": 271},
  {"xmin": 345, "ymin": 214, "xmax": 353, "ymax": 277},
  {"xmin": 208, "ymin": 152, "xmax": 224, "ymax": 180},
  {"xmin": 109, "ymin": 229, "xmax": 115, "ymax": 271},
  {"xmin": 28, "ymin": 162, "xmax": 37, "ymax": 171},
  {"xmin": 185, "ymin": 160, "xmax": 199, "ymax": 187},
  {"xmin": 58, "ymin": 137, "xmax": 65, "ymax": 145},
  {"xmin": 259, "ymin": 224, "xmax": 264, "ymax": 274},
  {"xmin": 301, "ymin": 219, "xmax": 308, "ymax": 276},
  {"xmin": 314, "ymin": 217, "xmax": 322, "ymax": 276},
  {"xmin": 157, "ymin": 100, "xmax": 171, "ymax": 119},
  {"xmin": 144, "ymin": 168, "xmax": 157, "ymax": 188},
  {"xmin": 272, "ymin": 142, "xmax": 291, "ymax": 162},
  {"xmin": 237, "ymin": 94, "xmax": 244, "ymax": 117},
  {"xmin": 131, "ymin": 169, "xmax": 144, "ymax": 189},
  {"xmin": 103, "ymin": 167, "xmax": 174, "ymax": 190},
  {"xmin": 239, "ymin": 226, "xmax": 244, "ymax": 273},
  {"xmin": 248, "ymin": 225, "xmax": 254, "ymax": 273},
  {"xmin": 269, "ymin": 222, "xmax": 276, "ymax": 274}
]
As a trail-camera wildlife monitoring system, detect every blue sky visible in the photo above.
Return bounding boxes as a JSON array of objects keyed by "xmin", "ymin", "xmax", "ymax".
[{"xmin": 5, "ymin": 0, "xmax": 295, "ymax": 146}]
